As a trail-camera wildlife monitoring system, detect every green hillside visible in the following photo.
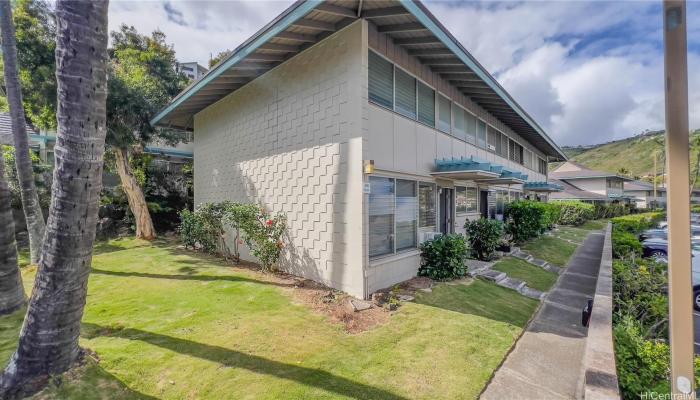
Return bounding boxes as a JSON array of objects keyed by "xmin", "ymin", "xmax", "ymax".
[{"xmin": 557, "ymin": 130, "xmax": 700, "ymax": 180}]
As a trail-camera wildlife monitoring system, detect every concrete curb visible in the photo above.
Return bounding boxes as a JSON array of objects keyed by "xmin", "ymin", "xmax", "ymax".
[{"xmin": 581, "ymin": 222, "xmax": 620, "ymax": 399}]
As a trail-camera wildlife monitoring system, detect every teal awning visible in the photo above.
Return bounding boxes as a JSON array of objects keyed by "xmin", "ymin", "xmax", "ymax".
[
  {"xmin": 523, "ymin": 181, "xmax": 564, "ymax": 192},
  {"xmin": 432, "ymin": 157, "xmax": 527, "ymax": 183},
  {"xmin": 431, "ymin": 156, "xmax": 502, "ymax": 180}
]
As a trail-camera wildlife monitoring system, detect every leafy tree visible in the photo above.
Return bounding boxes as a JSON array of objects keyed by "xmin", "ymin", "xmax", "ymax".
[
  {"xmin": 3, "ymin": 0, "xmax": 57, "ymax": 130},
  {"xmin": 209, "ymin": 49, "xmax": 231, "ymax": 68},
  {"xmin": 0, "ymin": 1, "xmax": 109, "ymax": 396},
  {"xmin": 0, "ymin": 0, "xmax": 46, "ymax": 264},
  {"xmin": 106, "ymin": 25, "xmax": 188, "ymax": 239}
]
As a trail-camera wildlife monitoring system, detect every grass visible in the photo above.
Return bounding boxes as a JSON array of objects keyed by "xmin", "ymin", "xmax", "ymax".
[
  {"xmin": 491, "ymin": 257, "xmax": 558, "ymax": 292},
  {"xmin": 0, "ymin": 238, "xmax": 539, "ymax": 400},
  {"xmin": 580, "ymin": 219, "xmax": 609, "ymax": 231},
  {"xmin": 521, "ymin": 236, "xmax": 577, "ymax": 267}
]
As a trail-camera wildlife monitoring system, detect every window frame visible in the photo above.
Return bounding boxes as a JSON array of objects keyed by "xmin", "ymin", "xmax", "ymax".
[{"xmin": 369, "ymin": 175, "xmax": 437, "ymax": 260}]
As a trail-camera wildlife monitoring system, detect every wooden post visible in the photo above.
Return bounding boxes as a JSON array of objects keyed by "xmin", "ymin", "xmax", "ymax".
[
  {"xmin": 654, "ymin": 151, "xmax": 658, "ymax": 208},
  {"xmin": 663, "ymin": 0, "xmax": 695, "ymax": 396}
]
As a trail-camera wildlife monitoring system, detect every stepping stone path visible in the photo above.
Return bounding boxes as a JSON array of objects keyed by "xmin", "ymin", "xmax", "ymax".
[{"xmin": 466, "ymin": 247, "xmax": 564, "ymax": 300}]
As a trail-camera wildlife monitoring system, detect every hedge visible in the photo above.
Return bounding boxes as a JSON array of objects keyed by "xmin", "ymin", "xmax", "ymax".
[
  {"xmin": 503, "ymin": 201, "xmax": 547, "ymax": 243},
  {"xmin": 553, "ymin": 201, "xmax": 595, "ymax": 226},
  {"xmin": 464, "ymin": 218, "xmax": 504, "ymax": 260},
  {"xmin": 611, "ymin": 212, "xmax": 665, "ymax": 235},
  {"xmin": 418, "ymin": 234, "xmax": 469, "ymax": 280}
]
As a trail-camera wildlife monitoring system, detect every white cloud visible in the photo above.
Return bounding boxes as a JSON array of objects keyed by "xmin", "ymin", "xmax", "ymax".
[
  {"xmin": 108, "ymin": 0, "xmax": 700, "ymax": 146},
  {"xmin": 109, "ymin": 0, "xmax": 293, "ymax": 67}
]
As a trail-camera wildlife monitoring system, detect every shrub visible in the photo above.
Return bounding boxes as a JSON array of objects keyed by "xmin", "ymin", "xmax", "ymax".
[
  {"xmin": 614, "ymin": 316, "xmax": 671, "ymax": 398},
  {"xmin": 503, "ymin": 200, "xmax": 547, "ymax": 243},
  {"xmin": 178, "ymin": 202, "xmax": 229, "ymax": 253},
  {"xmin": 541, "ymin": 202, "xmax": 561, "ymax": 229},
  {"xmin": 612, "ymin": 212, "xmax": 665, "ymax": 234},
  {"xmin": 611, "ymin": 231, "xmax": 642, "ymax": 259},
  {"xmin": 464, "ymin": 218, "xmax": 504, "ymax": 260},
  {"xmin": 554, "ymin": 201, "xmax": 595, "ymax": 226},
  {"xmin": 692, "ymin": 204, "xmax": 700, "ymax": 213},
  {"xmin": 233, "ymin": 206, "xmax": 287, "ymax": 272},
  {"xmin": 418, "ymin": 234, "xmax": 468, "ymax": 280}
]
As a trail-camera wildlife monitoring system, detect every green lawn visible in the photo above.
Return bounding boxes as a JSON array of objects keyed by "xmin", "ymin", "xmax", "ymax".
[
  {"xmin": 1, "ymin": 238, "xmax": 539, "ymax": 400},
  {"xmin": 580, "ymin": 219, "xmax": 609, "ymax": 231},
  {"xmin": 521, "ymin": 236, "xmax": 577, "ymax": 267},
  {"xmin": 491, "ymin": 257, "xmax": 558, "ymax": 292}
]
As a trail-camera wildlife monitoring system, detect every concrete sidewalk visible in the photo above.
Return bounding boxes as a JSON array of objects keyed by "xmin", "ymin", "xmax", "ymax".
[{"xmin": 481, "ymin": 231, "xmax": 606, "ymax": 400}]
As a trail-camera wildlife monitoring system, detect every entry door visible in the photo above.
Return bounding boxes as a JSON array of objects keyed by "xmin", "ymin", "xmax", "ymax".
[
  {"xmin": 480, "ymin": 190, "xmax": 489, "ymax": 218},
  {"xmin": 440, "ymin": 188, "xmax": 454, "ymax": 234}
]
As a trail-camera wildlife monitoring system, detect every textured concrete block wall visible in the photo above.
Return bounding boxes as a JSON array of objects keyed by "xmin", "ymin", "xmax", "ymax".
[{"xmin": 194, "ymin": 21, "xmax": 366, "ymax": 298}]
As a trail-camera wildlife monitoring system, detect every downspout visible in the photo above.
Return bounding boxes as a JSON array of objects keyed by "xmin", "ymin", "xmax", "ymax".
[{"xmin": 357, "ymin": 0, "xmax": 363, "ymax": 17}]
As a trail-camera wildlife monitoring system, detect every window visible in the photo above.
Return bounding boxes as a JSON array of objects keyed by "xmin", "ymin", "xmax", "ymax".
[
  {"xmin": 369, "ymin": 51, "xmax": 394, "ymax": 109},
  {"xmin": 418, "ymin": 183, "xmax": 436, "ymax": 229},
  {"xmin": 487, "ymin": 127, "xmax": 498, "ymax": 152},
  {"xmin": 500, "ymin": 133, "xmax": 509, "ymax": 158},
  {"xmin": 369, "ymin": 177, "xmax": 394, "ymax": 257},
  {"xmin": 456, "ymin": 186, "xmax": 467, "ymax": 214},
  {"xmin": 453, "ymin": 105, "xmax": 466, "ymax": 141},
  {"xmin": 538, "ymin": 158, "xmax": 547, "ymax": 174},
  {"xmin": 496, "ymin": 190, "xmax": 506, "ymax": 216},
  {"xmin": 395, "ymin": 68, "xmax": 416, "ymax": 119},
  {"xmin": 396, "ymin": 180, "xmax": 417, "ymax": 251},
  {"xmin": 524, "ymin": 149, "xmax": 533, "ymax": 169},
  {"xmin": 437, "ymin": 94, "xmax": 451, "ymax": 133},
  {"xmin": 456, "ymin": 186, "xmax": 478, "ymax": 214},
  {"xmin": 477, "ymin": 120, "xmax": 487, "ymax": 148},
  {"xmin": 465, "ymin": 112, "xmax": 476, "ymax": 144},
  {"xmin": 417, "ymin": 81, "xmax": 435, "ymax": 127},
  {"xmin": 509, "ymin": 139, "xmax": 523, "ymax": 164},
  {"xmin": 466, "ymin": 187, "xmax": 478, "ymax": 212}
]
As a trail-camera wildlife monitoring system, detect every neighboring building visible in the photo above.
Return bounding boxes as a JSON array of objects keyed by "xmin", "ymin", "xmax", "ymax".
[
  {"xmin": 150, "ymin": 0, "xmax": 567, "ymax": 298},
  {"xmin": 176, "ymin": 62, "xmax": 208, "ymax": 81},
  {"xmin": 624, "ymin": 179, "xmax": 700, "ymax": 209},
  {"xmin": 0, "ymin": 111, "xmax": 192, "ymax": 169},
  {"xmin": 549, "ymin": 161, "xmax": 633, "ymax": 204}
]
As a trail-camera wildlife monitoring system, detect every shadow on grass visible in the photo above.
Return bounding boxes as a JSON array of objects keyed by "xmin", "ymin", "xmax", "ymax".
[
  {"xmin": 414, "ymin": 280, "xmax": 538, "ymax": 328},
  {"xmin": 81, "ymin": 323, "xmax": 408, "ymax": 400},
  {"xmin": 90, "ymin": 268, "xmax": 294, "ymax": 288}
]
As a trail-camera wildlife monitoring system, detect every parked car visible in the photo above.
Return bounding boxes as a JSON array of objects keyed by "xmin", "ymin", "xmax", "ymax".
[
  {"xmin": 648, "ymin": 244, "xmax": 700, "ymax": 311},
  {"xmin": 639, "ymin": 226, "xmax": 700, "ymax": 241}
]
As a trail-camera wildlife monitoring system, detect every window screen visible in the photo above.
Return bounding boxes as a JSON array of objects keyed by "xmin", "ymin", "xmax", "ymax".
[
  {"xmin": 456, "ymin": 187, "xmax": 467, "ymax": 214},
  {"xmin": 368, "ymin": 51, "xmax": 393, "ymax": 109},
  {"xmin": 453, "ymin": 106, "xmax": 466, "ymax": 141},
  {"xmin": 466, "ymin": 187, "xmax": 478, "ymax": 212},
  {"xmin": 418, "ymin": 183, "xmax": 436, "ymax": 228},
  {"xmin": 369, "ymin": 177, "xmax": 394, "ymax": 257},
  {"xmin": 465, "ymin": 112, "xmax": 476, "ymax": 144},
  {"xmin": 487, "ymin": 127, "xmax": 498, "ymax": 152},
  {"xmin": 394, "ymin": 68, "xmax": 416, "ymax": 119},
  {"xmin": 477, "ymin": 120, "xmax": 487, "ymax": 148},
  {"xmin": 396, "ymin": 180, "xmax": 417, "ymax": 251},
  {"xmin": 417, "ymin": 81, "xmax": 435, "ymax": 127},
  {"xmin": 437, "ymin": 94, "xmax": 451, "ymax": 133},
  {"xmin": 500, "ymin": 133, "xmax": 509, "ymax": 158}
]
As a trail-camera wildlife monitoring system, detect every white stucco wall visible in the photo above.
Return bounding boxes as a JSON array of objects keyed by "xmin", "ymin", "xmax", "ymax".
[{"xmin": 193, "ymin": 21, "xmax": 367, "ymax": 298}]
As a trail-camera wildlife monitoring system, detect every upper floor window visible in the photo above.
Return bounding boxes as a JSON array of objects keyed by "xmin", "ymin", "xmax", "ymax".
[
  {"xmin": 538, "ymin": 158, "xmax": 547, "ymax": 174},
  {"xmin": 417, "ymin": 81, "xmax": 435, "ymax": 127},
  {"xmin": 487, "ymin": 126, "xmax": 498, "ymax": 152},
  {"xmin": 395, "ymin": 68, "xmax": 416, "ymax": 119},
  {"xmin": 453, "ymin": 105, "xmax": 467, "ymax": 141},
  {"xmin": 477, "ymin": 120, "xmax": 487, "ymax": 148},
  {"xmin": 369, "ymin": 51, "xmax": 394, "ymax": 109},
  {"xmin": 509, "ymin": 139, "xmax": 523, "ymax": 164},
  {"xmin": 437, "ymin": 94, "xmax": 451, "ymax": 133}
]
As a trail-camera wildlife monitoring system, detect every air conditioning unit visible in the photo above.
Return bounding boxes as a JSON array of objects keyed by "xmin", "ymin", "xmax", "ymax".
[
  {"xmin": 487, "ymin": 144, "xmax": 496, "ymax": 151},
  {"xmin": 423, "ymin": 232, "xmax": 443, "ymax": 241}
]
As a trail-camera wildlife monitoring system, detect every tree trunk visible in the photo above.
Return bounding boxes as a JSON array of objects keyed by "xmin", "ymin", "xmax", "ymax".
[
  {"xmin": 0, "ymin": 149, "xmax": 26, "ymax": 315},
  {"xmin": 0, "ymin": 1, "xmax": 109, "ymax": 397},
  {"xmin": 113, "ymin": 147, "xmax": 156, "ymax": 240},
  {"xmin": 0, "ymin": 0, "xmax": 46, "ymax": 264}
]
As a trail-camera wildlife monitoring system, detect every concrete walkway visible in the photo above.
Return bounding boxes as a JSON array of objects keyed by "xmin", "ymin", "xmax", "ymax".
[{"xmin": 481, "ymin": 231, "xmax": 606, "ymax": 400}]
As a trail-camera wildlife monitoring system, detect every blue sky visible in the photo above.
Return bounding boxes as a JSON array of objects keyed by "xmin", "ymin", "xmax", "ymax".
[{"xmin": 109, "ymin": 0, "xmax": 700, "ymax": 146}]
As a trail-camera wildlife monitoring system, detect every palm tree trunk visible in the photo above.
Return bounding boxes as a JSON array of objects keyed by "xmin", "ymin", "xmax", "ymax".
[
  {"xmin": 0, "ymin": 149, "xmax": 26, "ymax": 315},
  {"xmin": 0, "ymin": 1, "xmax": 109, "ymax": 397},
  {"xmin": 114, "ymin": 147, "xmax": 156, "ymax": 240},
  {"xmin": 0, "ymin": 0, "xmax": 46, "ymax": 265}
]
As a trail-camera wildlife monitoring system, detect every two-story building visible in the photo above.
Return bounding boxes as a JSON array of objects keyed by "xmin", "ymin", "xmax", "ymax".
[
  {"xmin": 549, "ymin": 161, "xmax": 632, "ymax": 204},
  {"xmin": 150, "ymin": 0, "xmax": 566, "ymax": 299},
  {"xmin": 624, "ymin": 179, "xmax": 700, "ymax": 209}
]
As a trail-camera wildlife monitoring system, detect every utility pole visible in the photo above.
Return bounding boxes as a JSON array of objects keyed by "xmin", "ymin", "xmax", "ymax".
[{"xmin": 663, "ymin": 0, "xmax": 695, "ymax": 397}]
